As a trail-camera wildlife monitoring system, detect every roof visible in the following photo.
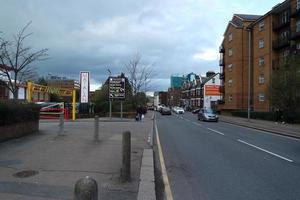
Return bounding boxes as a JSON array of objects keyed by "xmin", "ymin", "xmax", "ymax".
[
  {"xmin": 202, "ymin": 73, "xmax": 220, "ymax": 85},
  {"xmin": 234, "ymin": 14, "xmax": 262, "ymax": 21}
]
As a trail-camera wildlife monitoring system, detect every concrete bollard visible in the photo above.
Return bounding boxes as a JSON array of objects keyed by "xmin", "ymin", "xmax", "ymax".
[
  {"xmin": 59, "ymin": 113, "xmax": 64, "ymax": 135},
  {"xmin": 94, "ymin": 115, "xmax": 99, "ymax": 141},
  {"xmin": 74, "ymin": 176, "xmax": 98, "ymax": 200},
  {"xmin": 121, "ymin": 131, "xmax": 131, "ymax": 182}
]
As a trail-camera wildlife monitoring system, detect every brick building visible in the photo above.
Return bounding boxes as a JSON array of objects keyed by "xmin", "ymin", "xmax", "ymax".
[{"xmin": 219, "ymin": 0, "xmax": 300, "ymax": 112}]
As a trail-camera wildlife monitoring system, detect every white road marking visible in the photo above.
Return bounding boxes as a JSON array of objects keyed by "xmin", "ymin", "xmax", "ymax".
[
  {"xmin": 238, "ymin": 139, "xmax": 293, "ymax": 163},
  {"xmin": 192, "ymin": 122, "xmax": 201, "ymax": 126},
  {"xmin": 207, "ymin": 128, "xmax": 225, "ymax": 136}
]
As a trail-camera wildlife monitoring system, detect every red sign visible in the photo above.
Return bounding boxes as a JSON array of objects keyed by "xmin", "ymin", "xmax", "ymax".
[{"xmin": 205, "ymin": 85, "xmax": 220, "ymax": 96}]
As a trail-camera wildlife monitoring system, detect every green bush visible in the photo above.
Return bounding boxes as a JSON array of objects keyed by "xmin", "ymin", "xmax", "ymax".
[{"xmin": 0, "ymin": 101, "xmax": 40, "ymax": 126}]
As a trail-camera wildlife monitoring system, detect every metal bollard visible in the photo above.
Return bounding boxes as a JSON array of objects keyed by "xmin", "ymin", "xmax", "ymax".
[
  {"xmin": 59, "ymin": 113, "xmax": 64, "ymax": 135},
  {"xmin": 94, "ymin": 115, "xmax": 99, "ymax": 141},
  {"xmin": 121, "ymin": 131, "xmax": 131, "ymax": 182},
  {"xmin": 74, "ymin": 176, "xmax": 98, "ymax": 200}
]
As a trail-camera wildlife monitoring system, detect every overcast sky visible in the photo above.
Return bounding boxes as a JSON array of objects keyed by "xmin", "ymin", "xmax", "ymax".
[{"xmin": 0, "ymin": 0, "xmax": 283, "ymax": 91}]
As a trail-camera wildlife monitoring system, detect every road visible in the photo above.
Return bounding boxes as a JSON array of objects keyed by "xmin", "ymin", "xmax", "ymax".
[{"xmin": 156, "ymin": 112, "xmax": 300, "ymax": 200}]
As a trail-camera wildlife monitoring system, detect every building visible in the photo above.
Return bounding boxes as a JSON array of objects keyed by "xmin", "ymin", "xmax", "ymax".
[
  {"xmin": 167, "ymin": 88, "xmax": 181, "ymax": 106},
  {"xmin": 170, "ymin": 75, "xmax": 184, "ymax": 89},
  {"xmin": 219, "ymin": 0, "xmax": 300, "ymax": 112},
  {"xmin": 181, "ymin": 72, "xmax": 221, "ymax": 109}
]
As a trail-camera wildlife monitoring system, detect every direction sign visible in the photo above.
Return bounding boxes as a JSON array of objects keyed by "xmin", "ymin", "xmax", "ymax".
[{"xmin": 109, "ymin": 77, "xmax": 125, "ymax": 99}]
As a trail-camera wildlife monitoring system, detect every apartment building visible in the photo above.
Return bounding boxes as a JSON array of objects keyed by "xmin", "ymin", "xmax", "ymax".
[{"xmin": 219, "ymin": 0, "xmax": 300, "ymax": 112}]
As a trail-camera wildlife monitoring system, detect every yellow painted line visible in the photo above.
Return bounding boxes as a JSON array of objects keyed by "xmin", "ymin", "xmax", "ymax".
[{"xmin": 155, "ymin": 118, "xmax": 174, "ymax": 200}]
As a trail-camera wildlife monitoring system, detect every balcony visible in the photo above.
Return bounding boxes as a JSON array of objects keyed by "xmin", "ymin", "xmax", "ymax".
[
  {"xmin": 290, "ymin": 31, "xmax": 300, "ymax": 40},
  {"xmin": 291, "ymin": 8, "xmax": 300, "ymax": 18},
  {"xmin": 272, "ymin": 37, "xmax": 290, "ymax": 50},
  {"xmin": 219, "ymin": 85, "xmax": 225, "ymax": 94},
  {"xmin": 219, "ymin": 73, "xmax": 225, "ymax": 80},
  {"xmin": 272, "ymin": 20, "xmax": 290, "ymax": 31},
  {"xmin": 219, "ymin": 45, "xmax": 225, "ymax": 53},
  {"xmin": 219, "ymin": 59, "xmax": 224, "ymax": 66}
]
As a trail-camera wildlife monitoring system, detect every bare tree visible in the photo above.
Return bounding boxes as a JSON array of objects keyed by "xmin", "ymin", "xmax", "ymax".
[
  {"xmin": 125, "ymin": 53, "xmax": 154, "ymax": 95},
  {"xmin": 0, "ymin": 22, "xmax": 48, "ymax": 99}
]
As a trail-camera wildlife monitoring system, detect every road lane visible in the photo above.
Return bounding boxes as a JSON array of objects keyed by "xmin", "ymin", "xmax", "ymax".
[
  {"xmin": 156, "ymin": 112, "xmax": 300, "ymax": 200},
  {"xmin": 179, "ymin": 112, "xmax": 300, "ymax": 163}
]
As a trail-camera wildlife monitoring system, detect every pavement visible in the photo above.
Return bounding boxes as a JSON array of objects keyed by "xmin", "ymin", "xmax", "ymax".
[
  {"xmin": 0, "ymin": 111, "xmax": 155, "ymax": 200},
  {"xmin": 219, "ymin": 115, "xmax": 300, "ymax": 139}
]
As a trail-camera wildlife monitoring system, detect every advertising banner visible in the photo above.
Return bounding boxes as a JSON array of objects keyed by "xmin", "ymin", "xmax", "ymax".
[
  {"xmin": 80, "ymin": 71, "xmax": 90, "ymax": 103},
  {"xmin": 205, "ymin": 85, "xmax": 220, "ymax": 96}
]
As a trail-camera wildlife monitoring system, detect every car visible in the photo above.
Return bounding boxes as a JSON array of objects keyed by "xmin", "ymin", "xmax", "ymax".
[
  {"xmin": 161, "ymin": 107, "xmax": 172, "ymax": 115},
  {"xmin": 197, "ymin": 108, "xmax": 218, "ymax": 122},
  {"xmin": 173, "ymin": 106, "xmax": 185, "ymax": 114},
  {"xmin": 157, "ymin": 104, "xmax": 165, "ymax": 113}
]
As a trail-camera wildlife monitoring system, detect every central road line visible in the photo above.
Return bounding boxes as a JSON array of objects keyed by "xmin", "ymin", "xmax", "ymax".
[
  {"xmin": 207, "ymin": 128, "xmax": 225, "ymax": 135},
  {"xmin": 238, "ymin": 139, "xmax": 293, "ymax": 163}
]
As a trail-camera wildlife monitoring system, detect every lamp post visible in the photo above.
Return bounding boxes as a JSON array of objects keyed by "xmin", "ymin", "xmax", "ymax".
[{"xmin": 247, "ymin": 28, "xmax": 252, "ymax": 121}]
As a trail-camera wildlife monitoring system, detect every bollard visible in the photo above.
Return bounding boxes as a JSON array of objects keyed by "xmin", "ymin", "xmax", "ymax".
[
  {"xmin": 59, "ymin": 113, "xmax": 64, "ymax": 135},
  {"xmin": 121, "ymin": 131, "xmax": 131, "ymax": 182},
  {"xmin": 74, "ymin": 176, "xmax": 98, "ymax": 200},
  {"xmin": 94, "ymin": 115, "xmax": 99, "ymax": 141}
]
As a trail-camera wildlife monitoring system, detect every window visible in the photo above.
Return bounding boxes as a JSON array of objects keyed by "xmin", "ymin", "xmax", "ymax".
[
  {"xmin": 259, "ymin": 57, "xmax": 265, "ymax": 66},
  {"xmin": 259, "ymin": 21, "xmax": 264, "ymax": 31},
  {"xmin": 280, "ymin": 30, "xmax": 289, "ymax": 39},
  {"xmin": 259, "ymin": 92, "xmax": 265, "ymax": 102},
  {"xmin": 212, "ymin": 78, "xmax": 215, "ymax": 84},
  {"xmin": 228, "ymin": 94, "xmax": 233, "ymax": 101},
  {"xmin": 228, "ymin": 79, "xmax": 233, "ymax": 87},
  {"xmin": 259, "ymin": 39, "xmax": 264, "ymax": 48},
  {"xmin": 296, "ymin": 20, "xmax": 300, "ymax": 32},
  {"xmin": 228, "ymin": 64, "xmax": 233, "ymax": 71},
  {"xmin": 297, "ymin": 0, "xmax": 300, "ymax": 9},
  {"xmin": 228, "ymin": 48, "xmax": 233, "ymax": 56},
  {"xmin": 296, "ymin": 43, "xmax": 300, "ymax": 50},
  {"xmin": 282, "ymin": 10, "xmax": 289, "ymax": 23},
  {"xmin": 258, "ymin": 74, "xmax": 265, "ymax": 84},
  {"xmin": 228, "ymin": 33, "xmax": 233, "ymax": 42}
]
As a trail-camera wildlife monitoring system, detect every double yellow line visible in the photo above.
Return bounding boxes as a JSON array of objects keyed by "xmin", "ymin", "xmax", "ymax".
[{"xmin": 154, "ymin": 115, "xmax": 174, "ymax": 200}]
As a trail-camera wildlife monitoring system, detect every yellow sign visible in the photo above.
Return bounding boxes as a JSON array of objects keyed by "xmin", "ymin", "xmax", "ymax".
[{"xmin": 27, "ymin": 81, "xmax": 76, "ymax": 121}]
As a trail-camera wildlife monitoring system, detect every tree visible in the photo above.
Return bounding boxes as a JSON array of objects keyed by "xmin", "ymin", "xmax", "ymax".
[
  {"xmin": 0, "ymin": 22, "xmax": 48, "ymax": 99},
  {"xmin": 125, "ymin": 53, "xmax": 154, "ymax": 95},
  {"xmin": 270, "ymin": 53, "xmax": 300, "ymax": 121}
]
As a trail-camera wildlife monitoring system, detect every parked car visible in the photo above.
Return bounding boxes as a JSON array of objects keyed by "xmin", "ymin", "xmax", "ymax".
[
  {"xmin": 173, "ymin": 106, "xmax": 185, "ymax": 114},
  {"xmin": 157, "ymin": 104, "xmax": 165, "ymax": 113},
  {"xmin": 192, "ymin": 108, "xmax": 200, "ymax": 114},
  {"xmin": 197, "ymin": 108, "xmax": 218, "ymax": 122},
  {"xmin": 161, "ymin": 107, "xmax": 172, "ymax": 115}
]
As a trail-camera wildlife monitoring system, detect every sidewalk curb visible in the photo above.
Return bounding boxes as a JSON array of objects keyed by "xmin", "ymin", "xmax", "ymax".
[
  {"xmin": 137, "ymin": 149, "xmax": 156, "ymax": 200},
  {"xmin": 221, "ymin": 119, "xmax": 300, "ymax": 140}
]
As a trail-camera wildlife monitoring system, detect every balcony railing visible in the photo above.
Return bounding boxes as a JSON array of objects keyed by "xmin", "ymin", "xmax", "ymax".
[
  {"xmin": 290, "ymin": 31, "xmax": 300, "ymax": 40},
  {"xmin": 219, "ymin": 59, "xmax": 224, "ymax": 66},
  {"xmin": 219, "ymin": 85, "xmax": 225, "ymax": 94},
  {"xmin": 219, "ymin": 46, "xmax": 225, "ymax": 53},
  {"xmin": 219, "ymin": 73, "xmax": 225, "ymax": 80},
  {"xmin": 272, "ymin": 37, "xmax": 290, "ymax": 50},
  {"xmin": 291, "ymin": 8, "xmax": 300, "ymax": 18},
  {"xmin": 272, "ymin": 20, "xmax": 290, "ymax": 31}
]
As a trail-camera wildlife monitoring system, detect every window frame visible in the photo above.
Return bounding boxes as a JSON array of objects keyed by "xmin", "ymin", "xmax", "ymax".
[
  {"xmin": 258, "ymin": 74, "xmax": 265, "ymax": 84},
  {"xmin": 228, "ymin": 33, "xmax": 233, "ymax": 42},
  {"xmin": 228, "ymin": 48, "xmax": 233, "ymax": 56},
  {"xmin": 258, "ymin": 92, "xmax": 265, "ymax": 102},
  {"xmin": 259, "ymin": 21, "xmax": 265, "ymax": 31},
  {"xmin": 259, "ymin": 57, "xmax": 265, "ymax": 66},
  {"xmin": 259, "ymin": 39, "xmax": 265, "ymax": 48}
]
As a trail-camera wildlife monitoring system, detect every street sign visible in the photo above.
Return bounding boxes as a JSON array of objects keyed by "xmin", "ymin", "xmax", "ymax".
[{"xmin": 109, "ymin": 77, "xmax": 125, "ymax": 99}]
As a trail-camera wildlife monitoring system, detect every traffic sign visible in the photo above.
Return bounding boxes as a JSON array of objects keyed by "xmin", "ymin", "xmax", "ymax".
[{"xmin": 109, "ymin": 77, "xmax": 125, "ymax": 99}]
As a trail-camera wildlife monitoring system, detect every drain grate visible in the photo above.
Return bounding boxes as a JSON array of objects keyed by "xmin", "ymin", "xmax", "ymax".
[{"xmin": 13, "ymin": 170, "xmax": 39, "ymax": 178}]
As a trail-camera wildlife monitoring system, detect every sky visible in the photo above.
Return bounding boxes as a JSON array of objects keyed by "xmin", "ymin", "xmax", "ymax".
[{"xmin": 0, "ymin": 0, "xmax": 283, "ymax": 91}]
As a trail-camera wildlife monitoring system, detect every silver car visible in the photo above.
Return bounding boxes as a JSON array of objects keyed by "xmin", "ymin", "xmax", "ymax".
[{"xmin": 197, "ymin": 108, "xmax": 218, "ymax": 122}]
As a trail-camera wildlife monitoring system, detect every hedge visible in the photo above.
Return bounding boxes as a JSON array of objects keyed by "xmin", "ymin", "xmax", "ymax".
[{"xmin": 0, "ymin": 101, "xmax": 40, "ymax": 126}]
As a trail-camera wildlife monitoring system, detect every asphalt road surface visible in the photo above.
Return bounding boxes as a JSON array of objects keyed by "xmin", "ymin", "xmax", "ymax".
[{"xmin": 156, "ymin": 112, "xmax": 300, "ymax": 200}]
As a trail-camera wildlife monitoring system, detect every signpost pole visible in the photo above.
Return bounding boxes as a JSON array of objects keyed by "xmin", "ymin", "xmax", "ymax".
[
  {"xmin": 109, "ymin": 100, "xmax": 112, "ymax": 120},
  {"xmin": 121, "ymin": 101, "xmax": 123, "ymax": 120}
]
